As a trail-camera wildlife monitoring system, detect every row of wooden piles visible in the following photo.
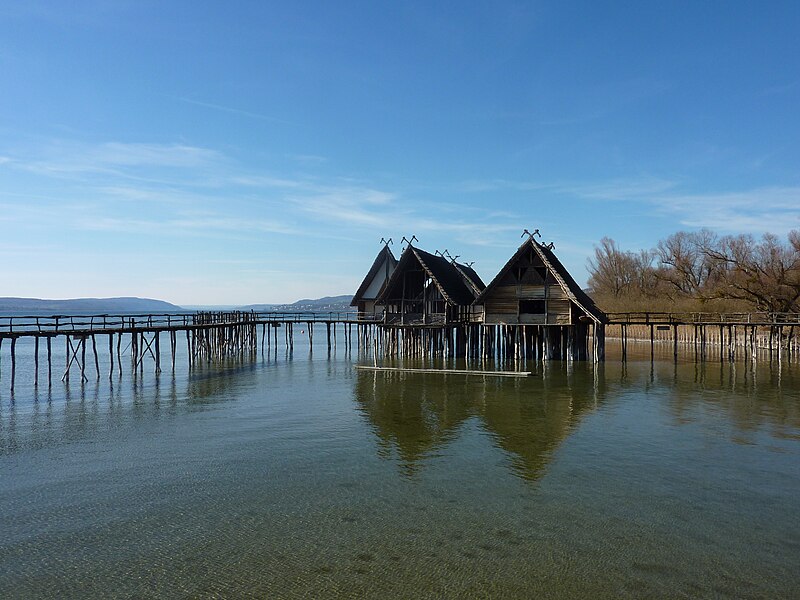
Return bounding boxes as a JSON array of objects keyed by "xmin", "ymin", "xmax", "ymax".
[
  {"xmin": 1, "ymin": 320, "xmax": 608, "ymax": 392},
  {"xmin": 356, "ymin": 323, "xmax": 604, "ymax": 363},
  {"xmin": 8, "ymin": 318, "xmax": 800, "ymax": 393},
  {"xmin": 611, "ymin": 323, "xmax": 800, "ymax": 362}
]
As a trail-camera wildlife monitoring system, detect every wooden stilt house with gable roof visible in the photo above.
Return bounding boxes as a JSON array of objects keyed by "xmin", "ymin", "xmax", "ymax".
[
  {"xmin": 350, "ymin": 234, "xmax": 606, "ymax": 361},
  {"xmin": 351, "ymin": 245, "xmax": 398, "ymax": 318},
  {"xmin": 376, "ymin": 245, "xmax": 485, "ymax": 325},
  {"xmin": 474, "ymin": 237, "xmax": 606, "ymax": 327}
]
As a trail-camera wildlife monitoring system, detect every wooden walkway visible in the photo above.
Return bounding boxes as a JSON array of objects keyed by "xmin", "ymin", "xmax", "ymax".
[
  {"xmin": 605, "ymin": 312, "xmax": 800, "ymax": 363},
  {"xmin": 0, "ymin": 311, "xmax": 378, "ymax": 391},
  {"xmin": 607, "ymin": 312, "xmax": 800, "ymax": 325},
  {"xmin": 1, "ymin": 310, "xmax": 799, "ymax": 392}
]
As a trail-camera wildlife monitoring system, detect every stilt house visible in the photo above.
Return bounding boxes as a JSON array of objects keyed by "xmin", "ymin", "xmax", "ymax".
[
  {"xmin": 351, "ymin": 245, "xmax": 398, "ymax": 317},
  {"xmin": 474, "ymin": 238, "xmax": 606, "ymax": 326},
  {"xmin": 376, "ymin": 245, "xmax": 485, "ymax": 325}
]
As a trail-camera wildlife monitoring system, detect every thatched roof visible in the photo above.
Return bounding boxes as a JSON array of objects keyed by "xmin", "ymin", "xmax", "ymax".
[
  {"xmin": 474, "ymin": 239, "xmax": 607, "ymax": 323},
  {"xmin": 350, "ymin": 245, "xmax": 398, "ymax": 306},
  {"xmin": 376, "ymin": 245, "xmax": 485, "ymax": 306}
]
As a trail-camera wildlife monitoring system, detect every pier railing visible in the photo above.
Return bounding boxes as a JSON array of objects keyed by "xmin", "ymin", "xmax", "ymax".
[
  {"xmin": 4, "ymin": 310, "xmax": 798, "ymax": 335},
  {"xmin": 0, "ymin": 311, "xmax": 371, "ymax": 336},
  {"xmin": 607, "ymin": 312, "xmax": 800, "ymax": 325}
]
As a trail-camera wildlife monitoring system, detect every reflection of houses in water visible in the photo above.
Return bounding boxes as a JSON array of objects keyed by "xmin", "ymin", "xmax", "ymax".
[
  {"xmin": 353, "ymin": 370, "xmax": 472, "ymax": 476},
  {"xmin": 354, "ymin": 368, "xmax": 605, "ymax": 480},
  {"xmin": 477, "ymin": 369, "xmax": 603, "ymax": 481}
]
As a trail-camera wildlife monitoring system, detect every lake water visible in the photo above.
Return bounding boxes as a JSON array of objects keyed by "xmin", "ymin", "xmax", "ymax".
[{"xmin": 1, "ymin": 329, "xmax": 799, "ymax": 598}]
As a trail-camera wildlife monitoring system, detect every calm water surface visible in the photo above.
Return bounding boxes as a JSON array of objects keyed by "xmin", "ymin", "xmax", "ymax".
[{"xmin": 1, "ymin": 332, "xmax": 799, "ymax": 598}]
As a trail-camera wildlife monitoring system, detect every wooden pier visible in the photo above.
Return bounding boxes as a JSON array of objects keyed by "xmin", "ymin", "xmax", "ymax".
[
  {"xmin": 607, "ymin": 312, "xmax": 800, "ymax": 363},
  {"xmin": 1, "ymin": 310, "xmax": 799, "ymax": 392},
  {"xmin": 0, "ymin": 311, "xmax": 379, "ymax": 392}
]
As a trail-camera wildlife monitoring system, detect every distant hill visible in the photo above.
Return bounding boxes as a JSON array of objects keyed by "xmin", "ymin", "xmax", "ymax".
[
  {"xmin": 0, "ymin": 297, "xmax": 183, "ymax": 314},
  {"xmin": 239, "ymin": 295, "xmax": 354, "ymax": 312}
]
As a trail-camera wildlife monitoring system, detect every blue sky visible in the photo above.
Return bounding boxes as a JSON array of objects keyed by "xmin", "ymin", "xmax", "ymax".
[{"xmin": 1, "ymin": 1, "xmax": 798, "ymax": 304}]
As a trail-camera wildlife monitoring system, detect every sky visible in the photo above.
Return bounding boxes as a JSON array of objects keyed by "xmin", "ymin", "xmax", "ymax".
[{"xmin": 1, "ymin": 1, "xmax": 799, "ymax": 305}]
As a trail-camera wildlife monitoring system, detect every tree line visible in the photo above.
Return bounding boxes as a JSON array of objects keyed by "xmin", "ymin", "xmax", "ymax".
[{"xmin": 587, "ymin": 230, "xmax": 800, "ymax": 313}]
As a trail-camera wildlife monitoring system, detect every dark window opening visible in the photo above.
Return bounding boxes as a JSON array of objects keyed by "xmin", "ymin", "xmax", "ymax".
[{"xmin": 519, "ymin": 299, "xmax": 546, "ymax": 314}]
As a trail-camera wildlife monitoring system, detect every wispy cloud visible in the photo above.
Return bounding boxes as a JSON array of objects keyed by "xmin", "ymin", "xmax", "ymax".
[
  {"xmin": 295, "ymin": 187, "xmax": 397, "ymax": 227},
  {"xmin": 286, "ymin": 153, "xmax": 327, "ymax": 164},
  {"xmin": 78, "ymin": 214, "xmax": 298, "ymax": 237},
  {"xmin": 93, "ymin": 142, "xmax": 221, "ymax": 167},
  {"xmin": 456, "ymin": 175, "xmax": 800, "ymax": 236},
  {"xmin": 455, "ymin": 176, "xmax": 678, "ymax": 199},
  {"xmin": 10, "ymin": 141, "xmax": 222, "ymax": 181},
  {"xmin": 178, "ymin": 97, "xmax": 288, "ymax": 123},
  {"xmin": 566, "ymin": 179, "xmax": 800, "ymax": 234},
  {"xmin": 455, "ymin": 178, "xmax": 552, "ymax": 193},
  {"xmin": 231, "ymin": 175, "xmax": 309, "ymax": 188},
  {"xmin": 649, "ymin": 186, "xmax": 800, "ymax": 234},
  {"xmin": 557, "ymin": 178, "xmax": 679, "ymax": 200}
]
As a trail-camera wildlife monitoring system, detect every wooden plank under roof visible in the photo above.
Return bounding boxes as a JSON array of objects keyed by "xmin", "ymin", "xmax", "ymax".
[{"xmin": 473, "ymin": 238, "xmax": 607, "ymax": 323}]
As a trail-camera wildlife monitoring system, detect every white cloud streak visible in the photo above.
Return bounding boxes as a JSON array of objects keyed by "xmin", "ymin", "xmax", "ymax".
[
  {"xmin": 458, "ymin": 176, "xmax": 800, "ymax": 235},
  {"xmin": 178, "ymin": 97, "xmax": 288, "ymax": 123}
]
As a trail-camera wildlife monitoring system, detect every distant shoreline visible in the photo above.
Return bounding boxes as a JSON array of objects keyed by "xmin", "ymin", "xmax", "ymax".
[{"xmin": 0, "ymin": 294, "xmax": 355, "ymax": 316}]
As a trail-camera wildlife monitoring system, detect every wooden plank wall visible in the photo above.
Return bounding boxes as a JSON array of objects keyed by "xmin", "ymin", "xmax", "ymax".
[
  {"xmin": 481, "ymin": 247, "xmax": 575, "ymax": 325},
  {"xmin": 484, "ymin": 277, "xmax": 572, "ymax": 325}
]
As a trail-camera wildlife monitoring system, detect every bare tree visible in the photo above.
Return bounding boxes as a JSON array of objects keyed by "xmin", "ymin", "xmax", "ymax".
[
  {"xmin": 632, "ymin": 249, "xmax": 661, "ymax": 297},
  {"xmin": 655, "ymin": 230, "xmax": 720, "ymax": 298},
  {"xmin": 587, "ymin": 238, "xmax": 639, "ymax": 298},
  {"xmin": 703, "ymin": 231, "xmax": 800, "ymax": 312},
  {"xmin": 588, "ymin": 229, "xmax": 800, "ymax": 313}
]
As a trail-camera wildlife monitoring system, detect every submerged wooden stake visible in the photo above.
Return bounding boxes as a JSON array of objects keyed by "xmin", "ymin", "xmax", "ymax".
[{"xmin": 355, "ymin": 365, "xmax": 532, "ymax": 377}]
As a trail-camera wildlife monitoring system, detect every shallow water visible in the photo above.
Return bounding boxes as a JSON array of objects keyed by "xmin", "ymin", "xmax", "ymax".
[{"xmin": 1, "ymin": 331, "xmax": 799, "ymax": 598}]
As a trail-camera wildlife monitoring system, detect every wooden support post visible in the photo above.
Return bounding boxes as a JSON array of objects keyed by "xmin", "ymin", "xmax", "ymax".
[
  {"xmin": 117, "ymin": 332, "xmax": 123, "ymax": 375},
  {"xmin": 155, "ymin": 332, "xmax": 161, "ymax": 374},
  {"xmin": 673, "ymin": 324, "xmax": 678, "ymax": 363},
  {"xmin": 621, "ymin": 324, "xmax": 627, "ymax": 362},
  {"xmin": 595, "ymin": 323, "xmax": 605, "ymax": 362},
  {"xmin": 728, "ymin": 325, "xmax": 734, "ymax": 362},
  {"xmin": 701, "ymin": 325, "xmax": 706, "ymax": 362},
  {"xmin": 47, "ymin": 336, "xmax": 52, "ymax": 387},
  {"xmin": 34, "ymin": 336, "xmax": 40, "ymax": 387},
  {"xmin": 65, "ymin": 336, "xmax": 70, "ymax": 381},
  {"xmin": 769, "ymin": 326, "xmax": 774, "ymax": 359},
  {"xmin": 131, "ymin": 331, "xmax": 137, "ymax": 369},
  {"xmin": 92, "ymin": 335, "xmax": 100, "ymax": 379},
  {"xmin": 80, "ymin": 337, "xmax": 87, "ymax": 382},
  {"xmin": 109, "ymin": 333, "xmax": 114, "ymax": 380},
  {"xmin": 171, "ymin": 330, "xmax": 176, "ymax": 372},
  {"xmin": 10, "ymin": 337, "xmax": 16, "ymax": 392}
]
